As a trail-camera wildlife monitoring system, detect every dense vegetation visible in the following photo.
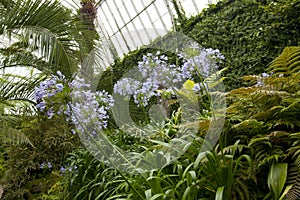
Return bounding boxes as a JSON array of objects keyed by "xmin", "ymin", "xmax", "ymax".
[{"xmin": 0, "ymin": 0, "xmax": 299, "ymax": 199}]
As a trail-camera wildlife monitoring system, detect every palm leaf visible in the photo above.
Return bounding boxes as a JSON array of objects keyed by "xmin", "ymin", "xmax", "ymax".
[
  {"xmin": 0, "ymin": 0, "xmax": 83, "ymax": 77},
  {"xmin": 0, "ymin": 72, "xmax": 45, "ymax": 105},
  {"xmin": 0, "ymin": 40, "xmax": 53, "ymax": 72},
  {"xmin": 0, "ymin": 73, "xmax": 44, "ymax": 146}
]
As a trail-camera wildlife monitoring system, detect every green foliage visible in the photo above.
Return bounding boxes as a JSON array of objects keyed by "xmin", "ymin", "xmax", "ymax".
[
  {"xmin": 195, "ymin": 141, "xmax": 254, "ymax": 200},
  {"xmin": 268, "ymin": 46, "xmax": 300, "ymax": 79},
  {"xmin": 0, "ymin": 0, "xmax": 96, "ymax": 77},
  {"xmin": 286, "ymin": 132, "xmax": 300, "ymax": 200},
  {"xmin": 1, "ymin": 115, "xmax": 79, "ymax": 199},
  {"xmin": 0, "ymin": 127, "xmax": 33, "ymax": 146},
  {"xmin": 1, "ymin": 0, "xmax": 299, "ymax": 199},
  {"xmin": 184, "ymin": 0, "xmax": 300, "ymax": 89},
  {"xmin": 33, "ymin": 181, "xmax": 65, "ymax": 200},
  {"xmin": 62, "ymin": 148, "xmax": 124, "ymax": 200},
  {"xmin": 0, "ymin": 0, "xmax": 74, "ymax": 76},
  {"xmin": 61, "ymin": 138, "xmax": 255, "ymax": 199},
  {"xmin": 61, "ymin": 46, "xmax": 300, "ymax": 199},
  {"xmin": 225, "ymin": 46, "xmax": 300, "ymax": 199},
  {"xmin": 0, "ymin": 0, "xmax": 100, "ymax": 198}
]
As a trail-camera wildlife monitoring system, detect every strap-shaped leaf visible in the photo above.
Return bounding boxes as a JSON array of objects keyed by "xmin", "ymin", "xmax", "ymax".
[
  {"xmin": 268, "ymin": 163, "xmax": 288, "ymax": 200},
  {"xmin": 215, "ymin": 186, "xmax": 224, "ymax": 200}
]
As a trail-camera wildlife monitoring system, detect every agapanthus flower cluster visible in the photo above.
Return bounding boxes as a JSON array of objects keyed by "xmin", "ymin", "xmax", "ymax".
[
  {"xmin": 34, "ymin": 73, "xmax": 114, "ymax": 134},
  {"xmin": 39, "ymin": 161, "xmax": 52, "ymax": 169},
  {"xmin": 60, "ymin": 165, "xmax": 78, "ymax": 174},
  {"xmin": 114, "ymin": 44, "xmax": 224, "ymax": 107},
  {"xmin": 114, "ymin": 52, "xmax": 182, "ymax": 106},
  {"xmin": 114, "ymin": 51, "xmax": 185, "ymax": 106},
  {"xmin": 70, "ymin": 82, "xmax": 114, "ymax": 135},
  {"xmin": 34, "ymin": 71, "xmax": 70, "ymax": 119},
  {"xmin": 181, "ymin": 45, "xmax": 225, "ymax": 79}
]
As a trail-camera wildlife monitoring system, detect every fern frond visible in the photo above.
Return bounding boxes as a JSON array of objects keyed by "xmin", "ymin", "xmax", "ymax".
[
  {"xmin": 0, "ymin": 127, "xmax": 33, "ymax": 146},
  {"xmin": 288, "ymin": 132, "xmax": 300, "ymax": 169},
  {"xmin": 286, "ymin": 173, "xmax": 300, "ymax": 200},
  {"xmin": 219, "ymin": 143, "xmax": 247, "ymax": 156},
  {"xmin": 242, "ymin": 75, "xmax": 259, "ymax": 85},
  {"xmin": 205, "ymin": 67, "xmax": 227, "ymax": 90},
  {"xmin": 268, "ymin": 46, "xmax": 300, "ymax": 78},
  {"xmin": 234, "ymin": 178, "xmax": 250, "ymax": 200},
  {"xmin": 249, "ymin": 135, "xmax": 287, "ymax": 168}
]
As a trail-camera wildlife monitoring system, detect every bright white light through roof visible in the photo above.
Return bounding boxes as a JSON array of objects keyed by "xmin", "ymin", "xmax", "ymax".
[{"xmin": 84, "ymin": 0, "xmax": 217, "ymax": 56}]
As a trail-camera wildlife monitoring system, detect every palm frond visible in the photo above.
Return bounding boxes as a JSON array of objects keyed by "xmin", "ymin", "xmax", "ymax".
[
  {"xmin": 0, "ymin": 72, "xmax": 44, "ymax": 147},
  {"xmin": 0, "ymin": 73, "xmax": 45, "ymax": 104},
  {"xmin": 0, "ymin": 41, "xmax": 51, "ymax": 71},
  {"xmin": 0, "ymin": 0, "xmax": 82, "ymax": 77}
]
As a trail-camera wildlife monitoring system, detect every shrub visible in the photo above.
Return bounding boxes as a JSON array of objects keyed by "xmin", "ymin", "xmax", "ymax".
[{"xmin": 1, "ymin": 115, "xmax": 79, "ymax": 199}]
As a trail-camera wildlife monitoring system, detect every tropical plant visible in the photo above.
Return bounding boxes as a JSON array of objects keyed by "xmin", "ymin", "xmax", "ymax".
[
  {"xmin": 0, "ymin": 0, "xmax": 100, "ymax": 78},
  {"xmin": 189, "ymin": 140, "xmax": 254, "ymax": 200},
  {"xmin": 0, "ymin": 0, "xmax": 101, "ymax": 197},
  {"xmin": 0, "ymin": 73, "xmax": 44, "ymax": 145},
  {"xmin": 62, "ymin": 148, "xmax": 123, "ymax": 200},
  {"xmin": 265, "ymin": 163, "xmax": 288, "ymax": 200},
  {"xmin": 225, "ymin": 46, "xmax": 300, "ymax": 199}
]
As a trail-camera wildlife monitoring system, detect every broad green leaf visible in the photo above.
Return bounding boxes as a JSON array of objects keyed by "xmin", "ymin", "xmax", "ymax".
[
  {"xmin": 268, "ymin": 163, "xmax": 288, "ymax": 200},
  {"xmin": 145, "ymin": 189, "xmax": 152, "ymax": 200},
  {"xmin": 215, "ymin": 186, "xmax": 224, "ymax": 200}
]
